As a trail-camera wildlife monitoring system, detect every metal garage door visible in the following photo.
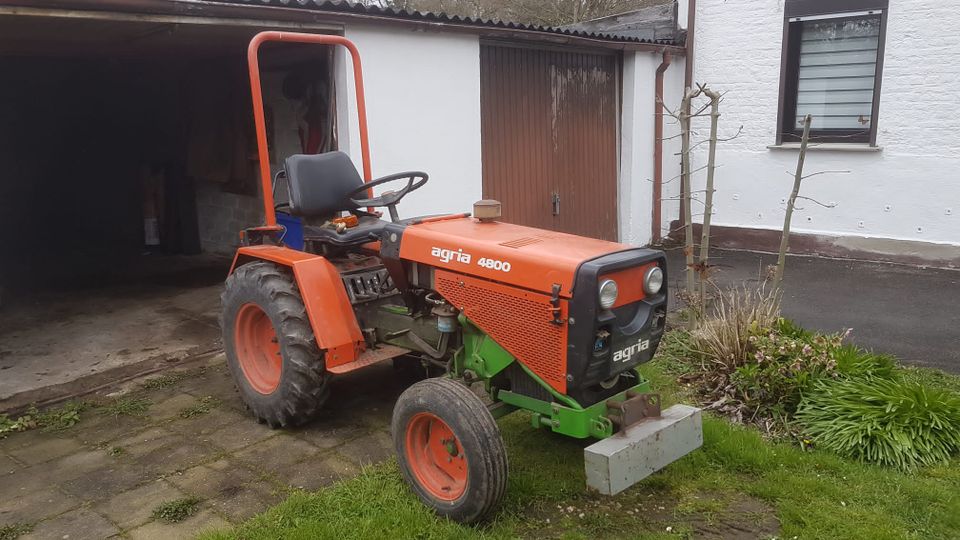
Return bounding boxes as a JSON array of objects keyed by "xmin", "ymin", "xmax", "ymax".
[{"xmin": 480, "ymin": 43, "xmax": 619, "ymax": 241}]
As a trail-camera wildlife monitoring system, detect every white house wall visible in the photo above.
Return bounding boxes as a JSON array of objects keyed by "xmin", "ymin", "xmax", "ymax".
[
  {"xmin": 621, "ymin": 51, "xmax": 686, "ymax": 246},
  {"xmin": 690, "ymin": 0, "xmax": 960, "ymax": 260},
  {"xmin": 338, "ymin": 24, "xmax": 483, "ymax": 220}
]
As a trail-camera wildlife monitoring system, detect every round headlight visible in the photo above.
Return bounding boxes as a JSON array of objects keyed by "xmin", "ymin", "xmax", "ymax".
[
  {"xmin": 598, "ymin": 279, "xmax": 619, "ymax": 309},
  {"xmin": 643, "ymin": 266, "xmax": 664, "ymax": 295}
]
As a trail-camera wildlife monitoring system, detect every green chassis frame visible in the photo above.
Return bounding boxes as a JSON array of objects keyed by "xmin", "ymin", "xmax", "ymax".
[{"xmin": 451, "ymin": 316, "xmax": 652, "ymax": 440}]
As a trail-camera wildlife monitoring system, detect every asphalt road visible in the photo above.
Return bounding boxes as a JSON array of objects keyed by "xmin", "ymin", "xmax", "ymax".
[{"xmin": 664, "ymin": 247, "xmax": 960, "ymax": 373}]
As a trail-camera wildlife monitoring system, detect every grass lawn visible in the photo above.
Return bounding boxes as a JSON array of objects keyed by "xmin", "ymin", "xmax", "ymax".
[{"xmin": 203, "ymin": 337, "xmax": 960, "ymax": 540}]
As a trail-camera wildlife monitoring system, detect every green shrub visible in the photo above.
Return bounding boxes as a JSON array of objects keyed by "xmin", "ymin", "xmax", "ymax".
[
  {"xmin": 831, "ymin": 343, "xmax": 896, "ymax": 379},
  {"xmin": 0, "ymin": 402, "xmax": 85, "ymax": 437},
  {"xmin": 796, "ymin": 377, "xmax": 960, "ymax": 470},
  {"xmin": 152, "ymin": 496, "xmax": 201, "ymax": 523},
  {"xmin": 731, "ymin": 326, "xmax": 841, "ymax": 418}
]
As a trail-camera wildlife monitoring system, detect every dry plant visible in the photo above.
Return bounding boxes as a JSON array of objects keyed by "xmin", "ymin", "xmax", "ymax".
[{"xmin": 689, "ymin": 282, "xmax": 781, "ymax": 372}]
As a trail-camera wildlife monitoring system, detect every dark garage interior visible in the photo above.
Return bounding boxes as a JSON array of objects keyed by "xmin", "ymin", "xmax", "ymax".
[{"xmin": 0, "ymin": 12, "xmax": 336, "ymax": 407}]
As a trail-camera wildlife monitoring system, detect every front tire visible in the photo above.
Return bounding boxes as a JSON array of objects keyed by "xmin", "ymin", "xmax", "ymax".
[
  {"xmin": 392, "ymin": 377, "xmax": 508, "ymax": 524},
  {"xmin": 221, "ymin": 261, "xmax": 329, "ymax": 427}
]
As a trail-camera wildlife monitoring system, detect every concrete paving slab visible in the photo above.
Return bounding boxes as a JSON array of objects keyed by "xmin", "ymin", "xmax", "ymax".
[
  {"xmin": 129, "ymin": 437, "xmax": 218, "ymax": 476},
  {"xmin": 166, "ymin": 406, "xmax": 245, "ymax": 438},
  {"xmin": 20, "ymin": 507, "xmax": 120, "ymax": 540},
  {"xmin": 291, "ymin": 418, "xmax": 369, "ymax": 450},
  {"xmin": 165, "ymin": 459, "xmax": 258, "ymax": 500},
  {"xmin": 178, "ymin": 364, "xmax": 237, "ymax": 397},
  {"xmin": 0, "ymin": 486, "xmax": 80, "ymax": 526},
  {"xmin": 114, "ymin": 426, "xmax": 176, "ymax": 448},
  {"xmin": 93, "ymin": 479, "xmax": 185, "ymax": 530},
  {"xmin": 208, "ymin": 480, "xmax": 283, "ymax": 522},
  {"xmin": 149, "ymin": 393, "xmax": 204, "ymax": 422},
  {"xmin": 0, "ymin": 452, "xmax": 18, "ymax": 475},
  {"xmin": 0, "ymin": 448, "xmax": 113, "ymax": 502},
  {"xmin": 126, "ymin": 508, "xmax": 230, "ymax": 540},
  {"xmin": 272, "ymin": 454, "xmax": 360, "ymax": 492},
  {"xmin": 232, "ymin": 434, "xmax": 322, "ymax": 474},
  {"xmin": 3, "ymin": 433, "xmax": 82, "ymax": 465},
  {"xmin": 336, "ymin": 430, "xmax": 394, "ymax": 466},
  {"xmin": 206, "ymin": 416, "xmax": 279, "ymax": 452},
  {"xmin": 70, "ymin": 412, "xmax": 153, "ymax": 446},
  {"xmin": 60, "ymin": 465, "xmax": 149, "ymax": 502}
]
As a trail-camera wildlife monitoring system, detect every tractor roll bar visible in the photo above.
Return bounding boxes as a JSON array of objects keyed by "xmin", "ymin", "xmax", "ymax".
[{"xmin": 247, "ymin": 31, "xmax": 373, "ymax": 228}]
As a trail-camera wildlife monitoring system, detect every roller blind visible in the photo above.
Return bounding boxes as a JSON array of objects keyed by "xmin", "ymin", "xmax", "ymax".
[{"xmin": 794, "ymin": 15, "xmax": 881, "ymax": 130}]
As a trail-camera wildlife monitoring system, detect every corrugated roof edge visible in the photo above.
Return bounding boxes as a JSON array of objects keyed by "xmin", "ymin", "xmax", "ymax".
[{"xmin": 207, "ymin": 0, "xmax": 679, "ymax": 45}]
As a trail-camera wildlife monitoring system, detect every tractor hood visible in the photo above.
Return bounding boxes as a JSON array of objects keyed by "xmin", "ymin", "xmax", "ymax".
[{"xmin": 394, "ymin": 216, "xmax": 635, "ymax": 297}]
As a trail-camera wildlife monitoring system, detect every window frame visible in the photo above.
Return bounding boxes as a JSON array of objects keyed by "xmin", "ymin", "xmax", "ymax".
[{"xmin": 776, "ymin": 0, "xmax": 889, "ymax": 146}]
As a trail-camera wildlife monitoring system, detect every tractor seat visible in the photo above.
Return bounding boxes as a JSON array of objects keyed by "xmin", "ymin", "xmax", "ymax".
[
  {"xmin": 284, "ymin": 151, "xmax": 384, "ymax": 248},
  {"xmin": 284, "ymin": 151, "xmax": 364, "ymax": 218},
  {"xmin": 301, "ymin": 216, "xmax": 386, "ymax": 247}
]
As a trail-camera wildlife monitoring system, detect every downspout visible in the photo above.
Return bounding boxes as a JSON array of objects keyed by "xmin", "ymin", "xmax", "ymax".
[
  {"xmin": 652, "ymin": 51, "xmax": 672, "ymax": 243},
  {"xmin": 679, "ymin": 0, "xmax": 696, "ymax": 228}
]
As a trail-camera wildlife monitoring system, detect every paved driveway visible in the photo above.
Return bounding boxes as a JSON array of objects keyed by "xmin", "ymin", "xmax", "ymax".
[{"xmin": 665, "ymin": 247, "xmax": 960, "ymax": 373}]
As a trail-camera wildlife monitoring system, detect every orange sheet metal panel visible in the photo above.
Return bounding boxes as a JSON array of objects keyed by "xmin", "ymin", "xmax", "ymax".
[
  {"xmin": 600, "ymin": 262, "xmax": 657, "ymax": 309},
  {"xmin": 231, "ymin": 245, "xmax": 365, "ymax": 367},
  {"xmin": 399, "ymin": 217, "xmax": 631, "ymax": 297},
  {"xmin": 435, "ymin": 269, "xmax": 568, "ymax": 394},
  {"xmin": 480, "ymin": 43, "xmax": 619, "ymax": 241}
]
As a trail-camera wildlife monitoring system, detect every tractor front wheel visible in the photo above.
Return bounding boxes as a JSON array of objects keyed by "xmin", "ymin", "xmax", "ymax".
[
  {"xmin": 392, "ymin": 377, "xmax": 507, "ymax": 524},
  {"xmin": 221, "ymin": 261, "xmax": 329, "ymax": 427}
]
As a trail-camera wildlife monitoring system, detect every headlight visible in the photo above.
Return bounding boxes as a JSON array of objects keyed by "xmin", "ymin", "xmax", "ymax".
[
  {"xmin": 598, "ymin": 279, "xmax": 618, "ymax": 309},
  {"xmin": 643, "ymin": 266, "xmax": 664, "ymax": 295}
]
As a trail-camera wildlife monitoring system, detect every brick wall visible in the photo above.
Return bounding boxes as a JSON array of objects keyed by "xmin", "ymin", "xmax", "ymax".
[{"xmin": 195, "ymin": 182, "xmax": 264, "ymax": 254}]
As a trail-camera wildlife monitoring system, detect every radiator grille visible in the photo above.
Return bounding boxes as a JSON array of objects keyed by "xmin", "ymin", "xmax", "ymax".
[{"xmin": 436, "ymin": 270, "xmax": 567, "ymax": 393}]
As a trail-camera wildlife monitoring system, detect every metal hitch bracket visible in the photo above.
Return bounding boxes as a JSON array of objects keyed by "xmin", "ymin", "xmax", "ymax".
[{"xmin": 607, "ymin": 392, "xmax": 661, "ymax": 434}]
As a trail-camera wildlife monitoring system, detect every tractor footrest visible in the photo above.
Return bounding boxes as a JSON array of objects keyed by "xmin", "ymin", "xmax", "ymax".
[
  {"xmin": 327, "ymin": 344, "xmax": 411, "ymax": 374},
  {"xmin": 584, "ymin": 404, "xmax": 702, "ymax": 496}
]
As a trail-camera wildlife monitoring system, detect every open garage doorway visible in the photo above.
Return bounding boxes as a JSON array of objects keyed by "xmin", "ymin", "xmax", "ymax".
[{"xmin": 0, "ymin": 10, "xmax": 338, "ymax": 409}]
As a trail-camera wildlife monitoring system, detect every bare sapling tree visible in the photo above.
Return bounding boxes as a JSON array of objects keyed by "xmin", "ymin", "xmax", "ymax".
[
  {"xmin": 678, "ymin": 86, "xmax": 700, "ymax": 303},
  {"xmin": 773, "ymin": 115, "xmax": 811, "ymax": 291},
  {"xmin": 697, "ymin": 86, "xmax": 722, "ymax": 312},
  {"xmin": 772, "ymin": 114, "xmax": 848, "ymax": 291},
  {"xmin": 661, "ymin": 84, "xmax": 740, "ymax": 329}
]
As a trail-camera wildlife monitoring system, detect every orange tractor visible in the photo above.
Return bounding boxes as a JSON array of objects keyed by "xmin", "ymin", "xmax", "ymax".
[{"xmin": 223, "ymin": 32, "xmax": 699, "ymax": 523}]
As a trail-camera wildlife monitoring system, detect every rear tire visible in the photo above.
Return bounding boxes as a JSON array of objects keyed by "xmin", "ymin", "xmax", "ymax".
[
  {"xmin": 221, "ymin": 261, "xmax": 329, "ymax": 427},
  {"xmin": 392, "ymin": 377, "xmax": 507, "ymax": 524}
]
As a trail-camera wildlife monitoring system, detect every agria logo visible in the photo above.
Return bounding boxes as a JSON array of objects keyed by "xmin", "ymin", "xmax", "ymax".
[
  {"xmin": 613, "ymin": 338, "xmax": 650, "ymax": 363},
  {"xmin": 431, "ymin": 247, "xmax": 472, "ymax": 264}
]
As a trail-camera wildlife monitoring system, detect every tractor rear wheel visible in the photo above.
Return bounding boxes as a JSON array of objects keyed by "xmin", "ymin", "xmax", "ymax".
[
  {"xmin": 392, "ymin": 377, "xmax": 507, "ymax": 524},
  {"xmin": 221, "ymin": 261, "xmax": 329, "ymax": 427}
]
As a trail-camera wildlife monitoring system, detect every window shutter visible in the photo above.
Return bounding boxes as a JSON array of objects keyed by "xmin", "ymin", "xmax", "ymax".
[{"xmin": 795, "ymin": 16, "xmax": 881, "ymax": 131}]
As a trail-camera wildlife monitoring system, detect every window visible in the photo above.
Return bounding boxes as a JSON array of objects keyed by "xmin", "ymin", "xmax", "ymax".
[{"xmin": 777, "ymin": 1, "xmax": 888, "ymax": 145}]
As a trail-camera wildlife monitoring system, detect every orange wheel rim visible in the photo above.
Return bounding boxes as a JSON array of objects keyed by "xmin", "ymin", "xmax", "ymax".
[
  {"xmin": 405, "ymin": 412, "xmax": 468, "ymax": 501},
  {"xmin": 234, "ymin": 303, "xmax": 282, "ymax": 394}
]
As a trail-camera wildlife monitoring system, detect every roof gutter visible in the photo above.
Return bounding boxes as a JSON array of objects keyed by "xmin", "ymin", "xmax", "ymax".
[
  {"xmin": 679, "ymin": 0, "xmax": 696, "ymax": 227},
  {"xmin": 652, "ymin": 50, "xmax": 672, "ymax": 243}
]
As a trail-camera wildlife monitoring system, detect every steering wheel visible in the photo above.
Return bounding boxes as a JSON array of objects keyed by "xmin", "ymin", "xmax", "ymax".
[{"xmin": 346, "ymin": 171, "xmax": 429, "ymax": 209}]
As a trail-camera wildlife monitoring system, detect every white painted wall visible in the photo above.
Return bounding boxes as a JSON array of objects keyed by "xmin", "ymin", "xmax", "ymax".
[
  {"xmin": 335, "ymin": 23, "xmax": 681, "ymax": 248},
  {"xmin": 689, "ymin": 0, "xmax": 960, "ymax": 248},
  {"xmin": 337, "ymin": 24, "xmax": 483, "ymax": 220},
  {"xmin": 620, "ymin": 51, "xmax": 686, "ymax": 246}
]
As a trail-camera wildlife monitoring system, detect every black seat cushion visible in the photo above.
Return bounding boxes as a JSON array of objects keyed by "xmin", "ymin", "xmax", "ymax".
[
  {"xmin": 284, "ymin": 151, "xmax": 363, "ymax": 218},
  {"xmin": 301, "ymin": 215, "xmax": 387, "ymax": 247}
]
